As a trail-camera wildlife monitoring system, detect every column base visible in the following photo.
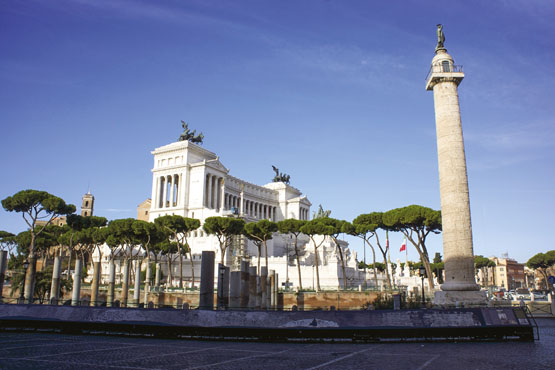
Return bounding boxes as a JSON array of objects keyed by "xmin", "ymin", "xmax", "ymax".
[{"xmin": 434, "ymin": 290, "xmax": 488, "ymax": 307}]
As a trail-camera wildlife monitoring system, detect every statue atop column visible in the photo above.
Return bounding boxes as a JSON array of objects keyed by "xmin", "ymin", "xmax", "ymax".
[
  {"xmin": 271, "ymin": 165, "xmax": 291, "ymax": 184},
  {"xmin": 178, "ymin": 121, "xmax": 204, "ymax": 144},
  {"xmin": 436, "ymin": 24, "xmax": 446, "ymax": 51}
]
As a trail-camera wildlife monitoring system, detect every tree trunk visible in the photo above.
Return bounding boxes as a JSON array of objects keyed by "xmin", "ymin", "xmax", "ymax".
[
  {"xmin": 188, "ymin": 251, "xmax": 195, "ymax": 289},
  {"xmin": 178, "ymin": 247, "xmax": 183, "ymax": 289},
  {"xmin": 66, "ymin": 249, "xmax": 72, "ymax": 280},
  {"xmin": 310, "ymin": 236, "xmax": 321, "ymax": 292},
  {"xmin": 264, "ymin": 241, "xmax": 269, "ymax": 269},
  {"xmin": 220, "ymin": 244, "xmax": 226, "ymax": 265},
  {"xmin": 335, "ymin": 241, "xmax": 347, "ymax": 290},
  {"xmin": 294, "ymin": 236, "xmax": 303, "ymax": 290},
  {"xmin": 166, "ymin": 257, "xmax": 173, "ymax": 287},
  {"xmin": 257, "ymin": 245, "xmax": 261, "ymax": 275},
  {"xmin": 381, "ymin": 251, "xmax": 392, "ymax": 290},
  {"xmin": 368, "ymin": 242, "xmax": 378, "ymax": 289},
  {"xmin": 24, "ymin": 255, "xmax": 37, "ymax": 304}
]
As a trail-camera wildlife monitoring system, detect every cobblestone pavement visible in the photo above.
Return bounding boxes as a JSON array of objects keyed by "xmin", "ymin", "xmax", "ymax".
[{"xmin": 0, "ymin": 318, "xmax": 553, "ymax": 370}]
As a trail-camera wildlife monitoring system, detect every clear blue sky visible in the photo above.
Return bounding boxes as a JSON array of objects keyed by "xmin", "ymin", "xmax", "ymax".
[{"xmin": 1, "ymin": 0, "xmax": 554, "ymax": 264}]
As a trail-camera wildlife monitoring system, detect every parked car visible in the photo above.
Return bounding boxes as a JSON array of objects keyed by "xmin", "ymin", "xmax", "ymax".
[
  {"xmin": 514, "ymin": 288, "xmax": 531, "ymax": 300},
  {"xmin": 531, "ymin": 291, "xmax": 547, "ymax": 300}
]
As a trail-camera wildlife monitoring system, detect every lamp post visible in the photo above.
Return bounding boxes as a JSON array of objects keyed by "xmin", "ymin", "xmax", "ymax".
[
  {"xmin": 419, "ymin": 266, "xmax": 426, "ymax": 306},
  {"xmin": 19, "ymin": 260, "xmax": 29, "ymax": 304}
]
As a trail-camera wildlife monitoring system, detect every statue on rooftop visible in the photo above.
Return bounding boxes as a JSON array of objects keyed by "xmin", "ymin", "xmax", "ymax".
[
  {"xmin": 271, "ymin": 165, "xmax": 291, "ymax": 184},
  {"xmin": 178, "ymin": 121, "xmax": 204, "ymax": 144},
  {"xmin": 312, "ymin": 204, "xmax": 331, "ymax": 219},
  {"xmin": 436, "ymin": 24, "xmax": 446, "ymax": 51}
]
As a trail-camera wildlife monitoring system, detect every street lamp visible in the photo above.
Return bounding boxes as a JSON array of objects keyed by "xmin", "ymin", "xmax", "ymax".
[
  {"xmin": 19, "ymin": 260, "xmax": 30, "ymax": 304},
  {"xmin": 419, "ymin": 266, "xmax": 427, "ymax": 306}
]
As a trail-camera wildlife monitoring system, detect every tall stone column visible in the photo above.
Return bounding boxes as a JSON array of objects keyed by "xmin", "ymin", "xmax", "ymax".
[
  {"xmin": 207, "ymin": 174, "xmax": 213, "ymax": 209},
  {"xmin": 155, "ymin": 262, "xmax": 161, "ymax": 287},
  {"xmin": 260, "ymin": 267, "xmax": 267, "ymax": 309},
  {"xmin": 248, "ymin": 266, "xmax": 257, "ymax": 309},
  {"xmin": 169, "ymin": 175, "xmax": 175, "ymax": 208},
  {"xmin": 90, "ymin": 259, "xmax": 101, "ymax": 306},
  {"xmin": 71, "ymin": 258, "xmax": 82, "ymax": 306},
  {"xmin": 240, "ymin": 261, "xmax": 250, "ymax": 308},
  {"xmin": 162, "ymin": 176, "xmax": 168, "ymax": 208},
  {"xmin": 133, "ymin": 260, "xmax": 141, "ymax": 307},
  {"xmin": 229, "ymin": 271, "xmax": 241, "ymax": 309},
  {"xmin": 49, "ymin": 253, "xmax": 61, "ymax": 305},
  {"xmin": 426, "ymin": 25, "xmax": 486, "ymax": 305},
  {"xmin": 107, "ymin": 260, "xmax": 115, "ymax": 307},
  {"xmin": 144, "ymin": 260, "xmax": 151, "ymax": 307},
  {"xmin": 269, "ymin": 270, "xmax": 276, "ymax": 309},
  {"xmin": 199, "ymin": 251, "xmax": 215, "ymax": 310}
]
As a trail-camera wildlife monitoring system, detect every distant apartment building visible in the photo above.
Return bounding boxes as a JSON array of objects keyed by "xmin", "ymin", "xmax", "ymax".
[{"xmin": 489, "ymin": 256, "xmax": 526, "ymax": 290}]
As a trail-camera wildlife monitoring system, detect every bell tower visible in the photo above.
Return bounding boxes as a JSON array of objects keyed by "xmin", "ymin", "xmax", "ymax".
[{"xmin": 81, "ymin": 191, "xmax": 94, "ymax": 217}]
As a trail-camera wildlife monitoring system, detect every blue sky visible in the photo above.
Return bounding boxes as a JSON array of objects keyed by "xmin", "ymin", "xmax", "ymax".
[{"xmin": 1, "ymin": 0, "xmax": 554, "ymax": 264}]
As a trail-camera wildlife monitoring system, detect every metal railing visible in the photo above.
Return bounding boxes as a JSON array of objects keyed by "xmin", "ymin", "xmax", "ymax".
[{"xmin": 426, "ymin": 64, "xmax": 463, "ymax": 81}]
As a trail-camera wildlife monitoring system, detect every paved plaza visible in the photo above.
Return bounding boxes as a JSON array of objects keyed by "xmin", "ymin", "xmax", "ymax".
[{"xmin": 0, "ymin": 318, "xmax": 553, "ymax": 369}]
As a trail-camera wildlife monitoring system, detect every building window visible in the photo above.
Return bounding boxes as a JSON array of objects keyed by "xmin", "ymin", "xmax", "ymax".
[
  {"xmin": 442, "ymin": 60, "xmax": 450, "ymax": 72},
  {"xmin": 84, "ymin": 211, "xmax": 88, "ymax": 216},
  {"xmin": 500, "ymin": 267, "xmax": 504, "ymax": 271}
]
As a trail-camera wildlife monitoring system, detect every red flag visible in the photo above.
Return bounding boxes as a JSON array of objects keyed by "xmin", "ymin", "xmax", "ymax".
[{"xmin": 400, "ymin": 238, "xmax": 406, "ymax": 252}]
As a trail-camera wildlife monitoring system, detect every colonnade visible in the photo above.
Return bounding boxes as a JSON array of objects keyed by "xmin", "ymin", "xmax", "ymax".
[
  {"xmin": 204, "ymin": 173, "xmax": 225, "ymax": 210},
  {"xmin": 242, "ymin": 199, "xmax": 276, "ymax": 221},
  {"xmin": 156, "ymin": 174, "xmax": 182, "ymax": 209},
  {"xmin": 299, "ymin": 208, "xmax": 309, "ymax": 220}
]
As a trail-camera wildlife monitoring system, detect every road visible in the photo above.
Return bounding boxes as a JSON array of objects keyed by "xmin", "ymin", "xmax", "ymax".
[{"xmin": 0, "ymin": 318, "xmax": 553, "ymax": 369}]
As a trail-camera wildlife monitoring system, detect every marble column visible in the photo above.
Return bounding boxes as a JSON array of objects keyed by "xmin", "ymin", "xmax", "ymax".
[
  {"xmin": 169, "ymin": 175, "xmax": 175, "ymax": 208},
  {"xmin": 426, "ymin": 35, "xmax": 486, "ymax": 306},
  {"xmin": 162, "ymin": 176, "xmax": 168, "ymax": 208},
  {"xmin": 90, "ymin": 259, "xmax": 101, "ymax": 306},
  {"xmin": 133, "ymin": 260, "xmax": 141, "ymax": 307},
  {"xmin": 71, "ymin": 258, "xmax": 82, "ymax": 306},
  {"xmin": 49, "ymin": 253, "xmax": 61, "ymax": 305},
  {"xmin": 107, "ymin": 260, "xmax": 115, "ymax": 307},
  {"xmin": 207, "ymin": 174, "xmax": 212, "ymax": 208}
]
